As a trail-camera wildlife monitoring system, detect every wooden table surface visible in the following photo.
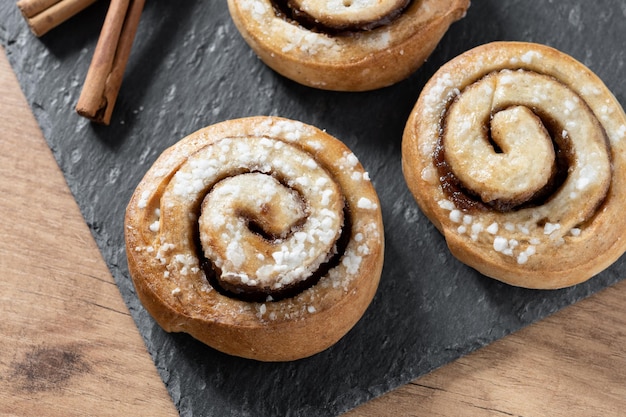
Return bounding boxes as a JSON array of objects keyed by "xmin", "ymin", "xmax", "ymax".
[{"xmin": 2, "ymin": 44, "xmax": 626, "ymax": 416}]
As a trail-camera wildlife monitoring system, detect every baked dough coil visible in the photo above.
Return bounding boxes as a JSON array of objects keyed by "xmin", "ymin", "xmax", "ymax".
[
  {"xmin": 402, "ymin": 42, "xmax": 626, "ymax": 289},
  {"xmin": 227, "ymin": 0, "xmax": 470, "ymax": 91},
  {"xmin": 125, "ymin": 116, "xmax": 384, "ymax": 361}
]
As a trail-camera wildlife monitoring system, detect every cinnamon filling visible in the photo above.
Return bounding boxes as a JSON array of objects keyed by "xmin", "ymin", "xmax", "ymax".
[
  {"xmin": 435, "ymin": 118, "xmax": 571, "ymax": 212},
  {"xmin": 272, "ymin": 0, "xmax": 411, "ymax": 32},
  {"xmin": 435, "ymin": 84, "xmax": 572, "ymax": 213},
  {"xmin": 198, "ymin": 205, "xmax": 352, "ymax": 303},
  {"xmin": 193, "ymin": 170, "xmax": 351, "ymax": 303}
]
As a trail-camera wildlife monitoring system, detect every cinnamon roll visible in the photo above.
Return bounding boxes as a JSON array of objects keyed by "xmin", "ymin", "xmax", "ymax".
[
  {"xmin": 125, "ymin": 116, "xmax": 384, "ymax": 361},
  {"xmin": 227, "ymin": 0, "xmax": 470, "ymax": 91},
  {"xmin": 402, "ymin": 42, "xmax": 626, "ymax": 289}
]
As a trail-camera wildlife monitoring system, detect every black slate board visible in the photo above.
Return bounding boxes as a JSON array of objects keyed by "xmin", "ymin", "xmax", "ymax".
[{"xmin": 2, "ymin": 1, "xmax": 625, "ymax": 416}]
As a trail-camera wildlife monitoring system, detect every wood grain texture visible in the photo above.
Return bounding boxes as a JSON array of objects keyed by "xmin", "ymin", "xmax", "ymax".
[
  {"xmin": 348, "ymin": 280, "xmax": 626, "ymax": 416},
  {"xmin": 0, "ymin": 47, "xmax": 176, "ymax": 417},
  {"xmin": 1, "ymin": 44, "xmax": 625, "ymax": 416}
]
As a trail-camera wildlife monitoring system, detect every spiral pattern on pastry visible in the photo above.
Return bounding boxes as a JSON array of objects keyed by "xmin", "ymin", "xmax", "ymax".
[
  {"xmin": 402, "ymin": 42, "xmax": 626, "ymax": 289},
  {"xmin": 125, "ymin": 116, "xmax": 384, "ymax": 361},
  {"xmin": 227, "ymin": 0, "xmax": 470, "ymax": 91}
]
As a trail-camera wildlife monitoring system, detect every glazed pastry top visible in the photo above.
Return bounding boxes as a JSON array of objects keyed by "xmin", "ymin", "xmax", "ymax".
[{"xmin": 402, "ymin": 42, "xmax": 626, "ymax": 289}]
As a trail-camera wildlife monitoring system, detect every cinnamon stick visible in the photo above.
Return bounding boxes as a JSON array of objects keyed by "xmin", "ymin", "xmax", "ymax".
[
  {"xmin": 17, "ymin": 0, "xmax": 99, "ymax": 37},
  {"xmin": 75, "ymin": 0, "xmax": 145, "ymax": 125}
]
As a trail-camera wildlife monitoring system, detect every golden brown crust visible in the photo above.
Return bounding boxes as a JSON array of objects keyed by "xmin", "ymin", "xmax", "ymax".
[
  {"xmin": 402, "ymin": 41, "xmax": 626, "ymax": 289},
  {"xmin": 125, "ymin": 116, "xmax": 384, "ymax": 361},
  {"xmin": 227, "ymin": 0, "xmax": 470, "ymax": 91}
]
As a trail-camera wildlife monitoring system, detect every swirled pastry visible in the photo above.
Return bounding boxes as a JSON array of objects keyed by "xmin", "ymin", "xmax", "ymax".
[
  {"xmin": 125, "ymin": 116, "xmax": 384, "ymax": 361},
  {"xmin": 227, "ymin": 0, "xmax": 470, "ymax": 91},
  {"xmin": 402, "ymin": 42, "xmax": 626, "ymax": 289}
]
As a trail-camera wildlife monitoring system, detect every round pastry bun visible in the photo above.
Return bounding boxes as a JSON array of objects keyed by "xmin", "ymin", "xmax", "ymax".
[
  {"xmin": 125, "ymin": 116, "xmax": 384, "ymax": 361},
  {"xmin": 402, "ymin": 42, "xmax": 626, "ymax": 289},
  {"xmin": 227, "ymin": 0, "xmax": 470, "ymax": 91}
]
